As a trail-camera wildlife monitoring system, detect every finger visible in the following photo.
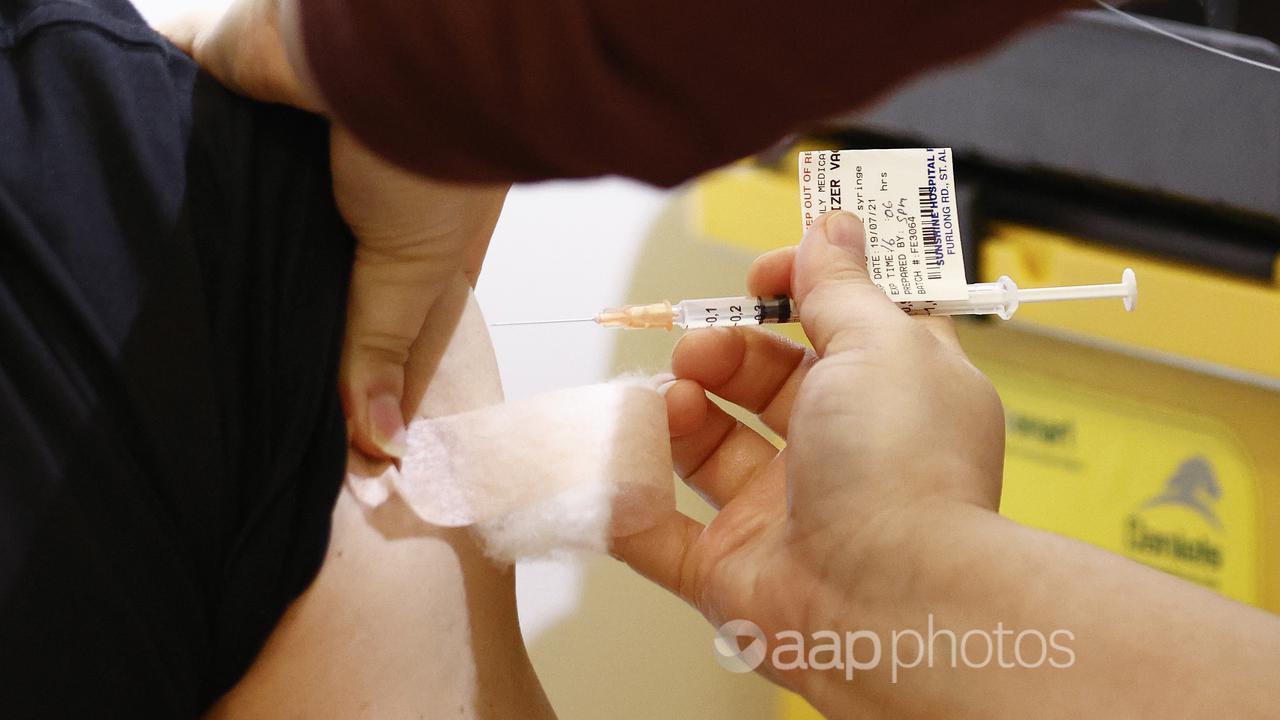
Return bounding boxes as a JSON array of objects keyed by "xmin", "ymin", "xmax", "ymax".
[
  {"xmin": 916, "ymin": 315, "xmax": 963, "ymax": 352},
  {"xmin": 343, "ymin": 245, "xmax": 445, "ymax": 460},
  {"xmin": 333, "ymin": 129, "xmax": 500, "ymax": 460},
  {"xmin": 686, "ymin": 419, "xmax": 780, "ymax": 510},
  {"xmin": 758, "ymin": 220, "xmax": 960, "ymax": 353},
  {"xmin": 672, "ymin": 327, "xmax": 813, "ymax": 437},
  {"xmin": 461, "ymin": 235, "xmax": 492, "ymax": 289},
  {"xmin": 668, "ymin": 384, "xmax": 780, "ymax": 509},
  {"xmin": 745, "ymin": 246, "xmax": 795, "ymax": 297},
  {"xmin": 460, "ymin": 187, "xmax": 508, "ymax": 288},
  {"xmin": 792, "ymin": 211, "xmax": 908, "ymax": 357},
  {"xmin": 611, "ymin": 511, "xmax": 705, "ymax": 605},
  {"xmin": 663, "ymin": 378, "xmax": 709, "ymax": 439},
  {"xmin": 667, "ymin": 386, "xmax": 729, "ymax": 476}
]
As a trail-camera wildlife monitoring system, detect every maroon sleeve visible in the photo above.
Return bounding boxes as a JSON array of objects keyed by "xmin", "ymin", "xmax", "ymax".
[{"xmin": 300, "ymin": 0, "xmax": 1079, "ymax": 186}]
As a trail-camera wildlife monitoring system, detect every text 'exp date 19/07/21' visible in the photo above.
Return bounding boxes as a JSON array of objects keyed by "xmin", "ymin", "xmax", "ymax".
[{"xmin": 800, "ymin": 148, "xmax": 968, "ymax": 303}]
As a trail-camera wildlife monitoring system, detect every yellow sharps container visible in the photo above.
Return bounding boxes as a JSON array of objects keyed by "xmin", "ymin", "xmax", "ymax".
[{"xmin": 689, "ymin": 154, "xmax": 1280, "ymax": 719}]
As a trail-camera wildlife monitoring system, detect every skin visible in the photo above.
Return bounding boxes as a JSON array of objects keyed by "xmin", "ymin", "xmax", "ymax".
[
  {"xmin": 210, "ymin": 280, "xmax": 556, "ymax": 719},
  {"xmin": 164, "ymin": 9, "xmax": 546, "ymax": 714},
  {"xmin": 165, "ymin": 5, "xmax": 1280, "ymax": 715},
  {"xmin": 615, "ymin": 211, "xmax": 1280, "ymax": 719},
  {"xmin": 162, "ymin": 0, "xmax": 502, "ymax": 463}
]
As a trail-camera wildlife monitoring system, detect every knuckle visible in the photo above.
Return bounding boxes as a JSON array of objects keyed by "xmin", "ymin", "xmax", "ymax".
[
  {"xmin": 350, "ymin": 331, "xmax": 414, "ymax": 367},
  {"xmin": 822, "ymin": 263, "xmax": 870, "ymax": 286}
]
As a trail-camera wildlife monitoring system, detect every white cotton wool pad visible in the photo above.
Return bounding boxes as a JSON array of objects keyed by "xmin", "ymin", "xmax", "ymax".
[{"xmin": 348, "ymin": 380, "xmax": 676, "ymax": 563}]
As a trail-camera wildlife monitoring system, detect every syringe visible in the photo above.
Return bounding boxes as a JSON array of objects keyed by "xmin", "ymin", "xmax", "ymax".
[{"xmin": 492, "ymin": 269, "xmax": 1137, "ymax": 330}]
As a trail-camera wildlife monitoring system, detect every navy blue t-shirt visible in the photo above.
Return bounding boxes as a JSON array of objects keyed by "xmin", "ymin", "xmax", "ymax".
[{"xmin": 0, "ymin": 0, "xmax": 354, "ymax": 714}]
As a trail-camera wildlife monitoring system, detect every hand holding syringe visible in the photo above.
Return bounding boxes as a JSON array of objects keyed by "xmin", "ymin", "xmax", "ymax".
[{"xmin": 492, "ymin": 269, "xmax": 1137, "ymax": 330}]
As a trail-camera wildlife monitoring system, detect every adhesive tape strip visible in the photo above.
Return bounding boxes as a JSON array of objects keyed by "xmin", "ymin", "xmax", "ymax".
[{"xmin": 348, "ymin": 380, "xmax": 675, "ymax": 561}]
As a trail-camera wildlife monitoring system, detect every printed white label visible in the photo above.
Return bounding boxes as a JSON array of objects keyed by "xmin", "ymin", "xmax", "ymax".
[{"xmin": 799, "ymin": 149, "xmax": 967, "ymax": 302}]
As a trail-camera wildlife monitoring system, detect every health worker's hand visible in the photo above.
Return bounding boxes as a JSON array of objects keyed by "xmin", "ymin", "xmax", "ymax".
[
  {"xmin": 163, "ymin": 3, "xmax": 508, "ymax": 460},
  {"xmin": 613, "ymin": 210, "xmax": 1005, "ymax": 694},
  {"xmin": 160, "ymin": 0, "xmax": 320, "ymax": 112}
]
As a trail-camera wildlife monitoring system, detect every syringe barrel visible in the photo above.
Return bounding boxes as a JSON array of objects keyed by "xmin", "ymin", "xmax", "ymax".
[
  {"xmin": 899, "ymin": 277, "xmax": 1020, "ymax": 320},
  {"xmin": 676, "ymin": 295, "xmax": 794, "ymax": 329}
]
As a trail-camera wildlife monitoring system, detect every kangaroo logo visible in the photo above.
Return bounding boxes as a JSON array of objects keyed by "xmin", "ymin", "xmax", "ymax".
[{"xmin": 1141, "ymin": 456, "xmax": 1221, "ymax": 529}]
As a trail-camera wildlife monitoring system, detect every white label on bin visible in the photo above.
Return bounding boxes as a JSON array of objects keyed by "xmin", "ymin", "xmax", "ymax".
[{"xmin": 799, "ymin": 148, "xmax": 967, "ymax": 301}]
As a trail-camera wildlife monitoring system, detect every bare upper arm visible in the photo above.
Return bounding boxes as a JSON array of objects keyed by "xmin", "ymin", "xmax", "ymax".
[{"xmin": 209, "ymin": 279, "xmax": 555, "ymax": 719}]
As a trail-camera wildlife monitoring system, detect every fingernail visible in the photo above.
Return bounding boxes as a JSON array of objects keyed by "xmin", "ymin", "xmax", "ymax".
[
  {"xmin": 826, "ymin": 211, "xmax": 863, "ymax": 253},
  {"xmin": 657, "ymin": 379, "xmax": 679, "ymax": 396},
  {"xmin": 369, "ymin": 393, "xmax": 408, "ymax": 459},
  {"xmin": 807, "ymin": 211, "xmax": 833, "ymax": 234}
]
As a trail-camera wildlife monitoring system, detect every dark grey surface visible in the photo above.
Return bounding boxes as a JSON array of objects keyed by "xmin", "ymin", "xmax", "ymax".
[{"xmin": 838, "ymin": 10, "xmax": 1280, "ymax": 220}]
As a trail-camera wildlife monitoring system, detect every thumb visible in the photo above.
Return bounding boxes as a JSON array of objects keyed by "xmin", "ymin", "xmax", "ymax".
[
  {"xmin": 332, "ymin": 129, "xmax": 507, "ymax": 461},
  {"xmin": 792, "ymin": 210, "xmax": 905, "ymax": 357},
  {"xmin": 343, "ymin": 246, "xmax": 447, "ymax": 461}
]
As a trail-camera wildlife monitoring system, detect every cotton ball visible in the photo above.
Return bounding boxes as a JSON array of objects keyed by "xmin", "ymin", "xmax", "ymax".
[{"xmin": 472, "ymin": 480, "xmax": 616, "ymax": 564}]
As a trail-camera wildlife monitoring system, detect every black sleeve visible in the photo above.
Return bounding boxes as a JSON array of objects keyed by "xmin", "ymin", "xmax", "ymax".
[{"xmin": 0, "ymin": 0, "xmax": 353, "ymax": 715}]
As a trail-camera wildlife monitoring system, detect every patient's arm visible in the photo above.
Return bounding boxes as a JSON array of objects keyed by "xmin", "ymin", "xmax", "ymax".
[{"xmin": 209, "ymin": 279, "xmax": 555, "ymax": 719}]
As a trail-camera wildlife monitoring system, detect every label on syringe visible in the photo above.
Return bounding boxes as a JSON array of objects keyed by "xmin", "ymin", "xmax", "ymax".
[{"xmin": 798, "ymin": 149, "xmax": 967, "ymax": 302}]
